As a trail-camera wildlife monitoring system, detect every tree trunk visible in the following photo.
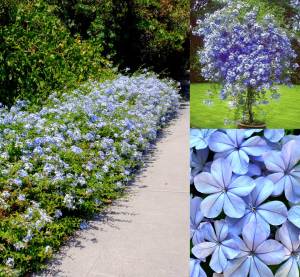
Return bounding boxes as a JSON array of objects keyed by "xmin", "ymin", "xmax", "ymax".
[{"xmin": 246, "ymin": 88, "xmax": 254, "ymax": 123}]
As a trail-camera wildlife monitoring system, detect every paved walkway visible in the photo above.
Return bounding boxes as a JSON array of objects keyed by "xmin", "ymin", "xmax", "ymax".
[{"xmin": 42, "ymin": 103, "xmax": 189, "ymax": 277}]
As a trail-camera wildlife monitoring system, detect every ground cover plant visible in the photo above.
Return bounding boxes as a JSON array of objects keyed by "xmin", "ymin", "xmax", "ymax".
[
  {"xmin": 190, "ymin": 128, "xmax": 300, "ymax": 277},
  {"xmin": 194, "ymin": 1, "xmax": 298, "ymax": 127},
  {"xmin": 190, "ymin": 83, "xmax": 300, "ymax": 128},
  {"xmin": 0, "ymin": 73, "xmax": 180, "ymax": 276}
]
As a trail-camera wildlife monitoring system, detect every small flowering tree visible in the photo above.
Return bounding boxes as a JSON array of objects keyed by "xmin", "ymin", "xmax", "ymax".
[{"xmin": 195, "ymin": 2, "xmax": 298, "ymax": 126}]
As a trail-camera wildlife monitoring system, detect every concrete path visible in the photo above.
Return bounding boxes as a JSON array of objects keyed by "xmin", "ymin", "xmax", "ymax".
[{"xmin": 41, "ymin": 103, "xmax": 189, "ymax": 277}]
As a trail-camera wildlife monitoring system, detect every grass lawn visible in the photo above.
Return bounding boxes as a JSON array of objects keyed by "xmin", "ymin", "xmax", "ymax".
[{"xmin": 191, "ymin": 83, "xmax": 300, "ymax": 129}]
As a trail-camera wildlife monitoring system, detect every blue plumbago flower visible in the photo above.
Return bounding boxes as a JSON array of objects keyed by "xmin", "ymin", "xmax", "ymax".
[
  {"xmin": 190, "ymin": 148, "xmax": 209, "ymax": 183},
  {"xmin": 209, "ymin": 130, "xmax": 269, "ymax": 174},
  {"xmin": 224, "ymin": 222, "xmax": 286, "ymax": 277},
  {"xmin": 192, "ymin": 220, "xmax": 240, "ymax": 273},
  {"xmin": 190, "ymin": 196, "xmax": 205, "ymax": 245},
  {"xmin": 275, "ymin": 222, "xmax": 300, "ymax": 277},
  {"xmin": 264, "ymin": 129, "xmax": 285, "ymax": 143},
  {"xmin": 227, "ymin": 177, "xmax": 288, "ymax": 234},
  {"xmin": 190, "ymin": 258, "xmax": 207, "ymax": 277},
  {"xmin": 194, "ymin": 158, "xmax": 255, "ymax": 218},
  {"xmin": 264, "ymin": 140, "xmax": 300, "ymax": 202},
  {"xmin": 71, "ymin": 145, "xmax": 83, "ymax": 154},
  {"xmin": 191, "ymin": 129, "xmax": 300, "ymax": 276},
  {"xmin": 288, "ymin": 206, "xmax": 300, "ymax": 228},
  {"xmin": 190, "ymin": 129, "xmax": 217, "ymax": 150}
]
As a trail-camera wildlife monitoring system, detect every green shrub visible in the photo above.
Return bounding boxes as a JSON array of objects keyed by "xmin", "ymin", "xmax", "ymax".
[{"xmin": 0, "ymin": 0, "xmax": 113, "ymax": 106}]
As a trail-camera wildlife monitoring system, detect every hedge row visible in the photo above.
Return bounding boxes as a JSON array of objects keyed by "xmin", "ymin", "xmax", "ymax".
[{"xmin": 0, "ymin": 73, "xmax": 180, "ymax": 276}]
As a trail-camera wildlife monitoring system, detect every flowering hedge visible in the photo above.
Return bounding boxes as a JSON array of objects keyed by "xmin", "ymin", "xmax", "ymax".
[
  {"xmin": 190, "ymin": 129, "xmax": 300, "ymax": 277},
  {"xmin": 0, "ymin": 73, "xmax": 179, "ymax": 276}
]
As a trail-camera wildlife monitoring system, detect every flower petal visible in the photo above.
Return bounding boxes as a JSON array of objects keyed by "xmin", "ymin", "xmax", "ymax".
[
  {"xmin": 264, "ymin": 151, "xmax": 285, "ymax": 172},
  {"xmin": 201, "ymin": 193, "xmax": 225, "ymax": 218},
  {"xmin": 241, "ymin": 136, "xmax": 269, "ymax": 156},
  {"xmin": 223, "ymin": 192, "xmax": 245, "ymax": 218},
  {"xmin": 282, "ymin": 140, "xmax": 300, "ymax": 171},
  {"xmin": 228, "ymin": 175, "xmax": 255, "ymax": 197},
  {"xmin": 257, "ymin": 201, "xmax": 288, "ymax": 226},
  {"xmin": 284, "ymin": 175, "xmax": 300, "ymax": 203},
  {"xmin": 194, "ymin": 172, "xmax": 222, "ymax": 194},
  {"xmin": 190, "ymin": 259, "xmax": 207, "ymax": 277},
  {"xmin": 250, "ymin": 177, "xmax": 274, "ymax": 206},
  {"xmin": 288, "ymin": 206, "xmax": 300, "ymax": 228},
  {"xmin": 256, "ymin": 239, "xmax": 286, "ymax": 265},
  {"xmin": 209, "ymin": 131, "xmax": 235, "ymax": 152},
  {"xmin": 190, "ymin": 196, "xmax": 203, "ymax": 238},
  {"xmin": 249, "ymin": 256, "xmax": 274, "ymax": 277},
  {"xmin": 210, "ymin": 246, "xmax": 227, "ymax": 273},
  {"xmin": 192, "ymin": 242, "xmax": 217, "ymax": 259},
  {"xmin": 224, "ymin": 256, "xmax": 251, "ymax": 277},
  {"xmin": 214, "ymin": 219, "xmax": 228, "ymax": 241},
  {"xmin": 242, "ymin": 221, "xmax": 269, "ymax": 251},
  {"xmin": 210, "ymin": 158, "xmax": 232, "ymax": 188},
  {"xmin": 222, "ymin": 238, "xmax": 240, "ymax": 259},
  {"xmin": 227, "ymin": 150, "xmax": 249, "ymax": 175},
  {"xmin": 275, "ymin": 257, "xmax": 299, "ymax": 277},
  {"xmin": 267, "ymin": 173, "xmax": 285, "ymax": 196},
  {"xmin": 276, "ymin": 222, "xmax": 300, "ymax": 253},
  {"xmin": 264, "ymin": 129, "xmax": 285, "ymax": 143}
]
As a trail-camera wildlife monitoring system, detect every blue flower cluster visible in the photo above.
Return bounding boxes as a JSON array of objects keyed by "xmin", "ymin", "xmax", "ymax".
[
  {"xmin": 290, "ymin": 0, "xmax": 300, "ymax": 32},
  {"xmin": 190, "ymin": 129, "xmax": 300, "ymax": 277},
  {"xmin": 194, "ymin": 1, "xmax": 298, "ymax": 98},
  {"xmin": 0, "ymin": 73, "xmax": 179, "ymax": 273}
]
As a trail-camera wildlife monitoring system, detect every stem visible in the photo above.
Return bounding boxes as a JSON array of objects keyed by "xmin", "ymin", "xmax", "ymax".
[{"xmin": 246, "ymin": 88, "xmax": 254, "ymax": 123}]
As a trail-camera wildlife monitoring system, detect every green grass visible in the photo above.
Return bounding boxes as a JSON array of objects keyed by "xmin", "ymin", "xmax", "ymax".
[{"xmin": 191, "ymin": 83, "xmax": 300, "ymax": 128}]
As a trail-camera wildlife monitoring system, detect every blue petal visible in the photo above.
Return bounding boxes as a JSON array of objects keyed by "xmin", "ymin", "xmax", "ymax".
[
  {"xmin": 288, "ymin": 206, "xmax": 300, "ymax": 228},
  {"xmin": 249, "ymin": 256, "xmax": 274, "ymax": 277},
  {"xmin": 192, "ymin": 241, "xmax": 217, "ymax": 259},
  {"xmin": 276, "ymin": 222, "xmax": 300, "ymax": 252},
  {"xmin": 226, "ymin": 129, "xmax": 246, "ymax": 146},
  {"xmin": 223, "ymin": 192, "xmax": 245, "ymax": 218},
  {"xmin": 267, "ymin": 173, "xmax": 285, "ymax": 196},
  {"xmin": 282, "ymin": 140, "xmax": 300, "ymax": 171},
  {"xmin": 201, "ymin": 193, "xmax": 225, "ymax": 218},
  {"xmin": 210, "ymin": 158, "xmax": 232, "ymax": 188},
  {"xmin": 256, "ymin": 239, "xmax": 286, "ymax": 265},
  {"xmin": 284, "ymin": 175, "xmax": 300, "ymax": 203},
  {"xmin": 204, "ymin": 222, "xmax": 217, "ymax": 242},
  {"xmin": 257, "ymin": 201, "xmax": 288, "ymax": 226},
  {"xmin": 275, "ymin": 257, "xmax": 299, "ymax": 277},
  {"xmin": 251, "ymin": 177, "xmax": 274, "ymax": 206},
  {"xmin": 242, "ymin": 221, "xmax": 269, "ymax": 251},
  {"xmin": 224, "ymin": 256, "xmax": 251, "ymax": 277},
  {"xmin": 228, "ymin": 175, "xmax": 255, "ymax": 197},
  {"xmin": 264, "ymin": 129, "xmax": 285, "ymax": 143},
  {"xmin": 222, "ymin": 238, "xmax": 240, "ymax": 259},
  {"xmin": 227, "ymin": 150, "xmax": 249, "ymax": 175},
  {"xmin": 241, "ymin": 136, "xmax": 269, "ymax": 156},
  {"xmin": 194, "ymin": 172, "xmax": 222, "ymax": 194},
  {"xmin": 209, "ymin": 246, "xmax": 227, "ymax": 273},
  {"xmin": 190, "ymin": 196, "xmax": 203, "ymax": 239},
  {"xmin": 264, "ymin": 151, "xmax": 285, "ymax": 172},
  {"xmin": 214, "ymin": 219, "xmax": 228, "ymax": 241},
  {"xmin": 190, "ymin": 259, "xmax": 207, "ymax": 277},
  {"xmin": 209, "ymin": 131, "xmax": 235, "ymax": 152}
]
